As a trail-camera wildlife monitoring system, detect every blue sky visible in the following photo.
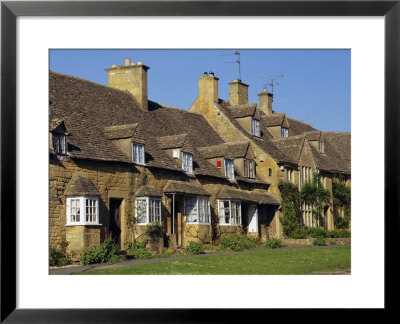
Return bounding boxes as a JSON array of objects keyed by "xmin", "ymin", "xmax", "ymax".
[{"xmin": 50, "ymin": 49, "xmax": 350, "ymax": 132}]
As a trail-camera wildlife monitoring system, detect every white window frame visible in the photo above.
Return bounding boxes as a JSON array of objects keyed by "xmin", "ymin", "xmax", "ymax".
[
  {"xmin": 182, "ymin": 151, "xmax": 193, "ymax": 174},
  {"xmin": 252, "ymin": 119, "xmax": 260, "ymax": 137},
  {"xmin": 135, "ymin": 197, "xmax": 162, "ymax": 225},
  {"xmin": 224, "ymin": 159, "xmax": 235, "ymax": 180},
  {"xmin": 281, "ymin": 127, "xmax": 289, "ymax": 138},
  {"xmin": 52, "ymin": 132, "xmax": 67, "ymax": 155},
  {"xmin": 184, "ymin": 196, "xmax": 211, "ymax": 224},
  {"xmin": 218, "ymin": 199, "xmax": 242, "ymax": 226},
  {"xmin": 66, "ymin": 196, "xmax": 99, "ymax": 226},
  {"xmin": 132, "ymin": 143, "xmax": 145, "ymax": 165}
]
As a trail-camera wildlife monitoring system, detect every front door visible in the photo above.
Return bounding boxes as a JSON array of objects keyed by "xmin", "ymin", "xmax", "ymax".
[
  {"xmin": 247, "ymin": 204, "xmax": 258, "ymax": 233},
  {"xmin": 109, "ymin": 198, "xmax": 122, "ymax": 247}
]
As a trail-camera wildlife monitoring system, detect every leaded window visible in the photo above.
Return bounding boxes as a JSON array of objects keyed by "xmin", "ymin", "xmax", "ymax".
[
  {"xmin": 252, "ymin": 119, "xmax": 260, "ymax": 137},
  {"xmin": 218, "ymin": 200, "xmax": 241, "ymax": 225},
  {"xmin": 132, "ymin": 143, "xmax": 145, "ymax": 165},
  {"xmin": 136, "ymin": 197, "xmax": 161, "ymax": 224},
  {"xmin": 53, "ymin": 133, "xmax": 67, "ymax": 155},
  {"xmin": 281, "ymin": 127, "xmax": 289, "ymax": 138},
  {"xmin": 225, "ymin": 159, "xmax": 234, "ymax": 180},
  {"xmin": 184, "ymin": 196, "xmax": 210, "ymax": 224},
  {"xmin": 66, "ymin": 197, "xmax": 99, "ymax": 225},
  {"xmin": 182, "ymin": 152, "xmax": 193, "ymax": 174}
]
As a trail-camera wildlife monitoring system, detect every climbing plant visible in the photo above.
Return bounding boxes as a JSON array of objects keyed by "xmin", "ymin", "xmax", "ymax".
[
  {"xmin": 278, "ymin": 181, "xmax": 302, "ymax": 237},
  {"xmin": 332, "ymin": 176, "xmax": 351, "ymax": 229},
  {"xmin": 300, "ymin": 173, "xmax": 331, "ymax": 228}
]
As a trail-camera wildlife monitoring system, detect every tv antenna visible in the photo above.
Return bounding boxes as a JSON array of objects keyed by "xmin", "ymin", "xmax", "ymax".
[
  {"xmin": 264, "ymin": 74, "xmax": 284, "ymax": 95},
  {"xmin": 221, "ymin": 51, "xmax": 242, "ymax": 81}
]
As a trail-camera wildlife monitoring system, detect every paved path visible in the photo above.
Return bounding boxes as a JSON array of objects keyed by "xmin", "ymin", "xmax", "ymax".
[{"xmin": 49, "ymin": 245, "xmax": 350, "ymax": 275}]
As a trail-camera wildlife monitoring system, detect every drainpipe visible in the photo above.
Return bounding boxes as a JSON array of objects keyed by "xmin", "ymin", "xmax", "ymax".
[{"xmin": 172, "ymin": 193, "xmax": 175, "ymax": 235}]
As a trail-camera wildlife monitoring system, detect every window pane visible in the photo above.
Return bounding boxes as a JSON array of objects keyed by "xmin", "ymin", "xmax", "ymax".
[
  {"xmin": 70, "ymin": 198, "xmax": 80, "ymax": 222},
  {"xmin": 136, "ymin": 198, "xmax": 148, "ymax": 223},
  {"xmin": 185, "ymin": 197, "xmax": 198, "ymax": 222},
  {"xmin": 224, "ymin": 201, "xmax": 230, "ymax": 224}
]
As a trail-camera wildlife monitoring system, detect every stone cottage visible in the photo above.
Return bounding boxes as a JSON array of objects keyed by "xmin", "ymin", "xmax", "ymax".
[{"xmin": 49, "ymin": 58, "xmax": 350, "ymax": 256}]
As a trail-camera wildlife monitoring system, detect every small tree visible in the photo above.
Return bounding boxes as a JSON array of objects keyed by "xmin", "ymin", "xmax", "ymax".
[
  {"xmin": 278, "ymin": 182, "xmax": 302, "ymax": 237},
  {"xmin": 332, "ymin": 176, "xmax": 351, "ymax": 229},
  {"xmin": 300, "ymin": 173, "xmax": 331, "ymax": 227}
]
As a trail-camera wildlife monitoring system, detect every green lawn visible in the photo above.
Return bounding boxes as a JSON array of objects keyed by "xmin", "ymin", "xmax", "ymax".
[{"xmin": 77, "ymin": 246, "xmax": 351, "ymax": 275}]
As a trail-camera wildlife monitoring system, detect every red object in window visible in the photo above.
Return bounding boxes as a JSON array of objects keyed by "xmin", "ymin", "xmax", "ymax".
[{"xmin": 217, "ymin": 160, "xmax": 222, "ymax": 168}]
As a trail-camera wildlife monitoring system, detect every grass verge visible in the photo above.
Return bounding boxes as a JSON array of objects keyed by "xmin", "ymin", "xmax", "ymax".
[{"xmin": 77, "ymin": 246, "xmax": 350, "ymax": 275}]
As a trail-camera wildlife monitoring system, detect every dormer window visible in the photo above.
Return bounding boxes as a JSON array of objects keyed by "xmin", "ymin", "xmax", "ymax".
[
  {"xmin": 252, "ymin": 119, "xmax": 260, "ymax": 137},
  {"xmin": 52, "ymin": 133, "xmax": 67, "ymax": 155},
  {"xmin": 132, "ymin": 143, "xmax": 145, "ymax": 165},
  {"xmin": 224, "ymin": 159, "xmax": 234, "ymax": 180},
  {"xmin": 182, "ymin": 152, "xmax": 193, "ymax": 174},
  {"xmin": 281, "ymin": 127, "xmax": 289, "ymax": 138},
  {"xmin": 319, "ymin": 141, "xmax": 325, "ymax": 154},
  {"xmin": 244, "ymin": 159, "xmax": 256, "ymax": 179}
]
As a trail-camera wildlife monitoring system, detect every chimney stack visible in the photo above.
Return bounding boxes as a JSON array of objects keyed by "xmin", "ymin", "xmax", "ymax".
[
  {"xmin": 198, "ymin": 72, "xmax": 219, "ymax": 105},
  {"xmin": 229, "ymin": 80, "xmax": 249, "ymax": 106},
  {"xmin": 105, "ymin": 58, "xmax": 150, "ymax": 111},
  {"xmin": 258, "ymin": 88, "xmax": 273, "ymax": 115}
]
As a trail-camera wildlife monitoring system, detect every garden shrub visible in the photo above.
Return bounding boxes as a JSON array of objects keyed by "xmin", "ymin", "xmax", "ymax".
[
  {"xmin": 219, "ymin": 233, "xmax": 256, "ymax": 251},
  {"xmin": 80, "ymin": 237, "xmax": 120, "ymax": 265},
  {"xmin": 265, "ymin": 238, "xmax": 282, "ymax": 249},
  {"xmin": 127, "ymin": 240, "xmax": 153, "ymax": 259},
  {"xmin": 313, "ymin": 237, "xmax": 327, "ymax": 246},
  {"xmin": 290, "ymin": 228, "xmax": 308, "ymax": 239},
  {"xmin": 185, "ymin": 242, "xmax": 204, "ymax": 255},
  {"xmin": 49, "ymin": 237, "xmax": 71, "ymax": 267},
  {"xmin": 308, "ymin": 227, "xmax": 327, "ymax": 238},
  {"xmin": 146, "ymin": 222, "xmax": 164, "ymax": 238}
]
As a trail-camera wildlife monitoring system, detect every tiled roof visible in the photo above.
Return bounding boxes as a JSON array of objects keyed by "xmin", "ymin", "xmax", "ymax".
[
  {"xmin": 272, "ymin": 135, "xmax": 306, "ymax": 165},
  {"xmin": 163, "ymin": 180, "xmax": 211, "ymax": 196},
  {"xmin": 64, "ymin": 172, "xmax": 100, "ymax": 196},
  {"xmin": 198, "ymin": 142, "xmax": 249, "ymax": 159},
  {"xmin": 104, "ymin": 123, "xmax": 138, "ymax": 140},
  {"xmin": 50, "ymin": 72, "xmax": 225, "ymax": 177},
  {"xmin": 217, "ymin": 188, "xmax": 278, "ymax": 204},
  {"xmin": 227, "ymin": 104, "xmax": 258, "ymax": 119},
  {"xmin": 135, "ymin": 185, "xmax": 163, "ymax": 197}
]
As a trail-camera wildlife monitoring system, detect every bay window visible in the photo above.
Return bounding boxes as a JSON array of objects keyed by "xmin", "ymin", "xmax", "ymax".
[
  {"xmin": 218, "ymin": 200, "xmax": 242, "ymax": 225},
  {"xmin": 66, "ymin": 197, "xmax": 99, "ymax": 225},
  {"xmin": 135, "ymin": 197, "xmax": 162, "ymax": 224},
  {"xmin": 184, "ymin": 196, "xmax": 210, "ymax": 224}
]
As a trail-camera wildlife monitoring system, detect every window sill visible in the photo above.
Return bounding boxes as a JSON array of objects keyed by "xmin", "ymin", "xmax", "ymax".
[
  {"xmin": 65, "ymin": 223, "xmax": 102, "ymax": 227},
  {"xmin": 185, "ymin": 222, "xmax": 211, "ymax": 225},
  {"xmin": 218, "ymin": 223, "xmax": 241, "ymax": 226}
]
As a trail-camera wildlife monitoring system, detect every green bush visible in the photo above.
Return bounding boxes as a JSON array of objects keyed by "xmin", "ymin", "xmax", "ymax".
[
  {"xmin": 337, "ymin": 230, "xmax": 351, "ymax": 238},
  {"xmin": 265, "ymin": 238, "xmax": 282, "ymax": 249},
  {"xmin": 127, "ymin": 240, "xmax": 153, "ymax": 259},
  {"xmin": 308, "ymin": 228, "xmax": 327, "ymax": 238},
  {"xmin": 313, "ymin": 237, "xmax": 327, "ymax": 246},
  {"xmin": 49, "ymin": 237, "xmax": 71, "ymax": 267},
  {"xmin": 290, "ymin": 228, "xmax": 308, "ymax": 239},
  {"xmin": 185, "ymin": 242, "xmax": 205, "ymax": 255},
  {"xmin": 219, "ymin": 233, "xmax": 256, "ymax": 251},
  {"xmin": 80, "ymin": 237, "xmax": 120, "ymax": 265},
  {"xmin": 146, "ymin": 222, "xmax": 164, "ymax": 238}
]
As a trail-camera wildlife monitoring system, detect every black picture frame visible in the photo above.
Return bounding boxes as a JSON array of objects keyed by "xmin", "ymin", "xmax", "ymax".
[{"xmin": 1, "ymin": 0, "xmax": 398, "ymax": 322}]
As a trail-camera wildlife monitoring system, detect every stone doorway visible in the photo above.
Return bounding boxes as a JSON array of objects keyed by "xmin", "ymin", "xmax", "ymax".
[{"xmin": 109, "ymin": 198, "xmax": 123, "ymax": 248}]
